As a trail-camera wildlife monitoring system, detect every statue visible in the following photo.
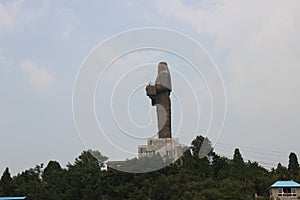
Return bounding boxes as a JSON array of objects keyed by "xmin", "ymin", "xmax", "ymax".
[{"xmin": 146, "ymin": 62, "xmax": 172, "ymax": 138}]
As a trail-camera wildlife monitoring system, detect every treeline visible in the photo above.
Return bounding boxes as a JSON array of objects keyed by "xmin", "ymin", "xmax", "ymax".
[{"xmin": 0, "ymin": 136, "xmax": 299, "ymax": 200}]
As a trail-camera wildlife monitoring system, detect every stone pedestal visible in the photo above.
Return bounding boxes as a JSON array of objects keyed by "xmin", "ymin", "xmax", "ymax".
[{"xmin": 138, "ymin": 138, "xmax": 182, "ymax": 161}]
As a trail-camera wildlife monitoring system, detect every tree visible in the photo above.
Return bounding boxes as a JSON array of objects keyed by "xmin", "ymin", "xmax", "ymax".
[
  {"xmin": 69, "ymin": 150, "xmax": 107, "ymax": 169},
  {"xmin": 5, "ymin": 138, "xmax": 288, "ymax": 199},
  {"xmin": 233, "ymin": 148, "xmax": 244, "ymax": 165},
  {"xmin": 275, "ymin": 163, "xmax": 288, "ymax": 180},
  {"xmin": 116, "ymin": 153, "xmax": 165, "ymax": 173},
  {"xmin": 191, "ymin": 136, "xmax": 212, "ymax": 158},
  {"xmin": 89, "ymin": 150, "xmax": 108, "ymax": 168},
  {"xmin": 229, "ymin": 148, "xmax": 246, "ymax": 180},
  {"xmin": 41, "ymin": 161, "xmax": 66, "ymax": 200},
  {"xmin": 0, "ymin": 167, "xmax": 16, "ymax": 196},
  {"xmin": 65, "ymin": 150, "xmax": 104, "ymax": 200},
  {"xmin": 43, "ymin": 161, "xmax": 63, "ymax": 180},
  {"xmin": 288, "ymin": 152, "xmax": 299, "ymax": 177},
  {"xmin": 212, "ymin": 154, "xmax": 229, "ymax": 179},
  {"xmin": 183, "ymin": 136, "xmax": 212, "ymax": 176},
  {"xmin": 13, "ymin": 167, "xmax": 42, "ymax": 199}
]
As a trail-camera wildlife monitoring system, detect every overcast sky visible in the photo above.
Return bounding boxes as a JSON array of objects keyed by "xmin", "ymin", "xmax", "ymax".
[{"xmin": 1, "ymin": 0, "xmax": 300, "ymax": 175}]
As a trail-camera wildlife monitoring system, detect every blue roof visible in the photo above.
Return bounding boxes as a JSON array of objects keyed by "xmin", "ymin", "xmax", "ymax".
[
  {"xmin": 271, "ymin": 180, "xmax": 300, "ymax": 188},
  {"xmin": 0, "ymin": 197, "xmax": 26, "ymax": 200}
]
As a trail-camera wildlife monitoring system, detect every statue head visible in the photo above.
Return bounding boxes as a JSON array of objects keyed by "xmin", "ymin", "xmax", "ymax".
[{"xmin": 155, "ymin": 62, "xmax": 172, "ymax": 91}]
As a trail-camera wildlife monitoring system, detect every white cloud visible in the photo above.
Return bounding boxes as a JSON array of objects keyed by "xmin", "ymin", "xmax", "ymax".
[
  {"xmin": 22, "ymin": 0, "xmax": 50, "ymax": 23},
  {"xmin": 0, "ymin": 0, "xmax": 24, "ymax": 29},
  {"xmin": 95, "ymin": 47, "xmax": 163, "ymax": 83},
  {"xmin": 155, "ymin": 0, "xmax": 300, "ymax": 159},
  {"xmin": 20, "ymin": 59, "xmax": 55, "ymax": 91},
  {"xmin": 155, "ymin": 0, "xmax": 300, "ymax": 114},
  {"xmin": 56, "ymin": 8, "xmax": 76, "ymax": 40}
]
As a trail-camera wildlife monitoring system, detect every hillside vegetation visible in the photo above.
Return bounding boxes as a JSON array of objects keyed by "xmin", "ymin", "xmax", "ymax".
[{"xmin": 1, "ymin": 136, "xmax": 299, "ymax": 200}]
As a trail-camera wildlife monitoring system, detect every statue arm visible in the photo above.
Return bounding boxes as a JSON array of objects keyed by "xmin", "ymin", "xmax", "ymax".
[
  {"xmin": 146, "ymin": 84, "xmax": 156, "ymax": 105},
  {"xmin": 155, "ymin": 84, "xmax": 171, "ymax": 93}
]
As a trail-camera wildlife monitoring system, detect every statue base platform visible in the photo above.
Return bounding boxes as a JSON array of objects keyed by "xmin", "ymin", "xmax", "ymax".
[{"xmin": 138, "ymin": 138, "xmax": 182, "ymax": 161}]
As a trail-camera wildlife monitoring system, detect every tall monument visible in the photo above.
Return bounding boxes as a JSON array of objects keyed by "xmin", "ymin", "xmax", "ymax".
[
  {"xmin": 138, "ymin": 62, "xmax": 182, "ymax": 161},
  {"xmin": 146, "ymin": 62, "xmax": 172, "ymax": 138}
]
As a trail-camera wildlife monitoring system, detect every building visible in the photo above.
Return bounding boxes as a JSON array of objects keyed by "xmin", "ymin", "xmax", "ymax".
[
  {"xmin": 138, "ymin": 138, "xmax": 182, "ymax": 162},
  {"xmin": 270, "ymin": 180, "xmax": 300, "ymax": 199},
  {"xmin": 0, "ymin": 197, "xmax": 27, "ymax": 200}
]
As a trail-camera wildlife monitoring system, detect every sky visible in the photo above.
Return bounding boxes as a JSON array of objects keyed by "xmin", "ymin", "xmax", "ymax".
[{"xmin": 1, "ymin": 0, "xmax": 300, "ymax": 175}]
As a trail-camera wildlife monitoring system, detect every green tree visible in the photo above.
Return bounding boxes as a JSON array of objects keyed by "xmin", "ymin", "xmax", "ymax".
[
  {"xmin": 233, "ymin": 148, "xmax": 244, "ymax": 165},
  {"xmin": 275, "ymin": 163, "xmax": 288, "ymax": 180},
  {"xmin": 212, "ymin": 154, "xmax": 229, "ymax": 179},
  {"xmin": 6, "ymin": 137, "xmax": 284, "ymax": 199},
  {"xmin": 13, "ymin": 167, "xmax": 42, "ymax": 200},
  {"xmin": 288, "ymin": 152, "xmax": 299, "ymax": 177},
  {"xmin": 228, "ymin": 148, "xmax": 246, "ymax": 180},
  {"xmin": 220, "ymin": 178, "xmax": 253, "ymax": 200},
  {"xmin": 41, "ymin": 161, "xmax": 67, "ymax": 200},
  {"xmin": 115, "ymin": 153, "xmax": 165, "ymax": 173},
  {"xmin": 65, "ymin": 150, "xmax": 103, "ymax": 200},
  {"xmin": 191, "ymin": 136, "xmax": 212, "ymax": 158},
  {"xmin": 0, "ymin": 167, "xmax": 16, "ymax": 196},
  {"xmin": 89, "ymin": 150, "xmax": 108, "ymax": 168}
]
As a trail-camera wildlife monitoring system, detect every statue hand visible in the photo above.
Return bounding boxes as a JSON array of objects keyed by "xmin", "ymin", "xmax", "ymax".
[{"xmin": 146, "ymin": 85, "xmax": 156, "ymax": 96}]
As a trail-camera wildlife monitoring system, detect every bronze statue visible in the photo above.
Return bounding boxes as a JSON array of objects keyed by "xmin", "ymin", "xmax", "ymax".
[{"xmin": 146, "ymin": 62, "xmax": 172, "ymax": 138}]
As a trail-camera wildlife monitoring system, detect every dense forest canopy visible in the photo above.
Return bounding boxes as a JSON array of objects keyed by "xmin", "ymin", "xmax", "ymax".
[{"xmin": 1, "ymin": 135, "xmax": 299, "ymax": 200}]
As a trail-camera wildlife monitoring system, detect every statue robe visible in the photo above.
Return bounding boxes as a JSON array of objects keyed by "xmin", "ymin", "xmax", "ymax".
[{"xmin": 146, "ymin": 62, "xmax": 172, "ymax": 138}]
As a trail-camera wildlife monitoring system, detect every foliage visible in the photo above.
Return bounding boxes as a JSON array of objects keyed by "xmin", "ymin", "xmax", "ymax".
[
  {"xmin": 0, "ymin": 167, "xmax": 16, "ymax": 196},
  {"xmin": 1, "ymin": 136, "xmax": 299, "ymax": 199},
  {"xmin": 233, "ymin": 148, "xmax": 244, "ymax": 165},
  {"xmin": 288, "ymin": 152, "xmax": 299, "ymax": 177}
]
